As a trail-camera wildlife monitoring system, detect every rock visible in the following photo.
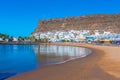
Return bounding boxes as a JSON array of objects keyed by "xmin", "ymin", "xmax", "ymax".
[{"xmin": 31, "ymin": 14, "xmax": 120, "ymax": 35}]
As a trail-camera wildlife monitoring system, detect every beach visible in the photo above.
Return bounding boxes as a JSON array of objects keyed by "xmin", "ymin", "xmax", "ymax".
[{"xmin": 7, "ymin": 43, "xmax": 120, "ymax": 80}]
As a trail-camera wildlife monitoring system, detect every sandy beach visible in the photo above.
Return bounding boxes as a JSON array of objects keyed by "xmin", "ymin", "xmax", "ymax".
[{"xmin": 7, "ymin": 43, "xmax": 120, "ymax": 80}]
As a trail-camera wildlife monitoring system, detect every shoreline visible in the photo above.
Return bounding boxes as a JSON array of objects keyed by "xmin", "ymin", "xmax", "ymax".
[{"xmin": 7, "ymin": 43, "xmax": 120, "ymax": 80}]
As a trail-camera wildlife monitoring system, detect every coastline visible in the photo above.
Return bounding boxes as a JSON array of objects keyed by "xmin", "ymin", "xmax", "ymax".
[
  {"xmin": 0, "ymin": 42, "xmax": 39, "ymax": 45},
  {"xmin": 7, "ymin": 43, "xmax": 120, "ymax": 80}
]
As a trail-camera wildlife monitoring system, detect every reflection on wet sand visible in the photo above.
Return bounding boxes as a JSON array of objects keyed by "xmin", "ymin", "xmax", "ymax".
[{"xmin": 33, "ymin": 45, "xmax": 91, "ymax": 66}]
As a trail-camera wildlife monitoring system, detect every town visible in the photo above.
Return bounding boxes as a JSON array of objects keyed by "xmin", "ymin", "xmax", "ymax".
[
  {"xmin": 31, "ymin": 30, "xmax": 120, "ymax": 45},
  {"xmin": 0, "ymin": 30, "xmax": 120, "ymax": 45}
]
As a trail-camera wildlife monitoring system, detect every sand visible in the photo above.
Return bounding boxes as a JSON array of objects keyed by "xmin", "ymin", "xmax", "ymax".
[{"xmin": 7, "ymin": 43, "xmax": 120, "ymax": 80}]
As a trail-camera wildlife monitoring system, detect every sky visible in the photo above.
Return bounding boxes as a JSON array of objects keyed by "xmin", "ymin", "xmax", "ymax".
[{"xmin": 0, "ymin": 0, "xmax": 120, "ymax": 37}]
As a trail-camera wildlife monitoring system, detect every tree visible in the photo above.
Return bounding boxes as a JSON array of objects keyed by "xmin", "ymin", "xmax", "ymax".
[
  {"xmin": 0, "ymin": 33, "xmax": 9, "ymax": 39},
  {"xmin": 0, "ymin": 33, "xmax": 2, "ymax": 38},
  {"xmin": 3, "ymin": 34, "xmax": 9, "ymax": 38}
]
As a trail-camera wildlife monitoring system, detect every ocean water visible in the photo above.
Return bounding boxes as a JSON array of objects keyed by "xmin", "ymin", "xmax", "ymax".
[{"xmin": 0, "ymin": 44, "xmax": 91, "ymax": 79}]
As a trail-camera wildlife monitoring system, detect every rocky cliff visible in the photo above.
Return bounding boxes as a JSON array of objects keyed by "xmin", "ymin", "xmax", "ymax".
[{"xmin": 32, "ymin": 14, "xmax": 120, "ymax": 35}]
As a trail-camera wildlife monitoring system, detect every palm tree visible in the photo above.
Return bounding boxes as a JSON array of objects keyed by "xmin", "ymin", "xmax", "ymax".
[
  {"xmin": 0, "ymin": 33, "xmax": 2, "ymax": 38},
  {"xmin": 0, "ymin": 33, "xmax": 9, "ymax": 40}
]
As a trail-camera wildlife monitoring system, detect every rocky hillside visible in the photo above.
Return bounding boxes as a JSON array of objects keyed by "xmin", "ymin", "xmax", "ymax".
[{"xmin": 32, "ymin": 14, "xmax": 120, "ymax": 35}]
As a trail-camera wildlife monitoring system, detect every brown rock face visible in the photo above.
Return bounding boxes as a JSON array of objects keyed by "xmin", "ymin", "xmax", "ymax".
[{"xmin": 32, "ymin": 14, "xmax": 120, "ymax": 35}]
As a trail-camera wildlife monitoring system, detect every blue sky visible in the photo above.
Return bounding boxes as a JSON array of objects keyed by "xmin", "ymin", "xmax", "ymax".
[{"xmin": 0, "ymin": 0, "xmax": 120, "ymax": 36}]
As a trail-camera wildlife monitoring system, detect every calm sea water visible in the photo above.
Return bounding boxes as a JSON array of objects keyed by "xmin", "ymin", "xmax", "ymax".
[{"xmin": 0, "ymin": 44, "xmax": 91, "ymax": 79}]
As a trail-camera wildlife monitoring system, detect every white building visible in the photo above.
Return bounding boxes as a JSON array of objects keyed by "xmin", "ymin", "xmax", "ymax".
[
  {"xmin": 31, "ymin": 30, "xmax": 120, "ymax": 42},
  {"xmin": 13, "ymin": 37, "xmax": 18, "ymax": 42},
  {"xmin": 0, "ymin": 38, "xmax": 4, "ymax": 42}
]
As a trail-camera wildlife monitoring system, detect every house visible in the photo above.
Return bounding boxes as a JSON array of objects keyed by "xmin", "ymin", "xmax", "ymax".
[
  {"xmin": 12, "ymin": 37, "xmax": 18, "ymax": 42},
  {"xmin": 5, "ymin": 38, "xmax": 9, "ymax": 42},
  {"xmin": 24, "ymin": 39, "xmax": 31, "ymax": 42},
  {"xmin": 103, "ymin": 39, "xmax": 111, "ymax": 44},
  {"xmin": 0, "ymin": 38, "xmax": 4, "ymax": 42},
  {"xmin": 86, "ymin": 36, "xmax": 94, "ymax": 41}
]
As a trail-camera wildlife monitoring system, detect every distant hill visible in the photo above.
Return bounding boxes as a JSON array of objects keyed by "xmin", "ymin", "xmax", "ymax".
[{"xmin": 31, "ymin": 14, "xmax": 120, "ymax": 35}]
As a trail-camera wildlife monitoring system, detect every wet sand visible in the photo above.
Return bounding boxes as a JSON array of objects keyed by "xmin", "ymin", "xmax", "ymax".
[{"xmin": 7, "ymin": 43, "xmax": 120, "ymax": 80}]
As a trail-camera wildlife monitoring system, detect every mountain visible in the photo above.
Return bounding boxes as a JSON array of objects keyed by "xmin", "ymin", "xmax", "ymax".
[{"xmin": 31, "ymin": 14, "xmax": 120, "ymax": 35}]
